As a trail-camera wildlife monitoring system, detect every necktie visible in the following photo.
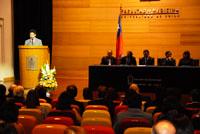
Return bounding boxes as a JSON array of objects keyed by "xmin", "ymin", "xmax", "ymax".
[
  {"xmin": 127, "ymin": 57, "xmax": 130, "ymax": 65},
  {"xmin": 32, "ymin": 39, "xmax": 33, "ymax": 45},
  {"xmin": 108, "ymin": 59, "xmax": 111, "ymax": 65},
  {"xmin": 145, "ymin": 58, "xmax": 147, "ymax": 65}
]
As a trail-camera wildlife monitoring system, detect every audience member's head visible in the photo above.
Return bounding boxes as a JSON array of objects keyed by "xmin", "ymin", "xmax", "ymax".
[
  {"xmin": 162, "ymin": 110, "xmax": 194, "ymax": 134},
  {"xmin": 124, "ymin": 89, "xmax": 142, "ymax": 109},
  {"xmin": 152, "ymin": 120, "xmax": 176, "ymax": 134},
  {"xmin": 26, "ymin": 90, "xmax": 40, "ymax": 108},
  {"xmin": 35, "ymin": 85, "xmax": 47, "ymax": 99},
  {"xmin": 183, "ymin": 50, "xmax": 191, "ymax": 59},
  {"xmin": 105, "ymin": 87, "xmax": 117, "ymax": 101},
  {"xmin": 0, "ymin": 101, "xmax": 19, "ymax": 123},
  {"xmin": 165, "ymin": 87, "xmax": 181, "ymax": 101},
  {"xmin": 129, "ymin": 83, "xmax": 140, "ymax": 94},
  {"xmin": 191, "ymin": 89, "xmax": 200, "ymax": 102},
  {"xmin": 56, "ymin": 91, "xmax": 71, "ymax": 110},
  {"xmin": 161, "ymin": 95, "xmax": 184, "ymax": 114},
  {"xmin": 0, "ymin": 84, "xmax": 6, "ymax": 106},
  {"xmin": 7, "ymin": 84, "xmax": 17, "ymax": 97},
  {"xmin": 97, "ymin": 85, "xmax": 107, "ymax": 99},
  {"xmin": 83, "ymin": 87, "xmax": 92, "ymax": 100},
  {"xmin": 143, "ymin": 49, "xmax": 150, "ymax": 58},
  {"xmin": 172, "ymin": 113, "xmax": 193, "ymax": 134},
  {"xmin": 0, "ymin": 84, "xmax": 6, "ymax": 98},
  {"xmin": 66, "ymin": 85, "xmax": 78, "ymax": 99},
  {"xmin": 13, "ymin": 85, "xmax": 24, "ymax": 98}
]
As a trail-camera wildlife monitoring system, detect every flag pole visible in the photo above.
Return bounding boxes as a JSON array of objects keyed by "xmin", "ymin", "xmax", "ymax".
[{"xmin": 116, "ymin": 8, "xmax": 123, "ymax": 65}]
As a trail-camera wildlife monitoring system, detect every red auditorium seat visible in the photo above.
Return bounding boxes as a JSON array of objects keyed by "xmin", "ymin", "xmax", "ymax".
[
  {"xmin": 51, "ymin": 99, "xmax": 58, "ymax": 108},
  {"xmin": 124, "ymin": 127, "xmax": 152, "ymax": 134},
  {"xmin": 14, "ymin": 122, "xmax": 25, "ymax": 134},
  {"xmin": 146, "ymin": 106, "xmax": 156, "ymax": 114},
  {"xmin": 81, "ymin": 117, "xmax": 112, "ymax": 127},
  {"xmin": 85, "ymin": 105, "xmax": 109, "ymax": 111},
  {"xmin": 185, "ymin": 107, "xmax": 200, "ymax": 117},
  {"xmin": 194, "ymin": 130, "xmax": 200, "ymax": 134},
  {"xmin": 19, "ymin": 108, "xmax": 43, "ymax": 124},
  {"xmin": 119, "ymin": 117, "xmax": 151, "ymax": 134},
  {"xmin": 43, "ymin": 116, "xmax": 74, "ymax": 126},
  {"xmin": 82, "ymin": 110, "xmax": 111, "ymax": 119},
  {"xmin": 153, "ymin": 112, "xmax": 162, "ymax": 123},
  {"xmin": 114, "ymin": 105, "xmax": 128, "ymax": 115},
  {"xmin": 18, "ymin": 115, "xmax": 38, "ymax": 134},
  {"xmin": 83, "ymin": 125, "xmax": 115, "ymax": 134},
  {"xmin": 47, "ymin": 109, "xmax": 77, "ymax": 124},
  {"xmin": 192, "ymin": 113, "xmax": 200, "ymax": 130},
  {"xmin": 39, "ymin": 98, "xmax": 47, "ymax": 103},
  {"xmin": 15, "ymin": 102, "xmax": 24, "ymax": 108},
  {"xmin": 32, "ymin": 124, "xmax": 68, "ymax": 134}
]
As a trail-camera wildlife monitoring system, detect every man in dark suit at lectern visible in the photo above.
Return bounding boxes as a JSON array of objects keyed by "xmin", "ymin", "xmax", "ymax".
[
  {"xmin": 101, "ymin": 50, "xmax": 116, "ymax": 65},
  {"xmin": 25, "ymin": 29, "xmax": 43, "ymax": 46},
  {"xmin": 139, "ymin": 49, "xmax": 154, "ymax": 65}
]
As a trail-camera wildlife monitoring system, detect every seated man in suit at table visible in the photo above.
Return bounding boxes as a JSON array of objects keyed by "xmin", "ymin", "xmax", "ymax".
[
  {"xmin": 100, "ymin": 50, "xmax": 116, "ymax": 65},
  {"xmin": 178, "ymin": 51, "xmax": 194, "ymax": 66},
  {"xmin": 161, "ymin": 51, "xmax": 176, "ymax": 66},
  {"xmin": 25, "ymin": 29, "xmax": 42, "ymax": 46},
  {"xmin": 120, "ymin": 51, "xmax": 137, "ymax": 65},
  {"xmin": 139, "ymin": 49, "xmax": 154, "ymax": 65}
]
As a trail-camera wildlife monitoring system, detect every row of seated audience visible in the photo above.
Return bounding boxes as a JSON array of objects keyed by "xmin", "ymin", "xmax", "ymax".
[
  {"xmin": 101, "ymin": 49, "xmax": 197, "ymax": 66},
  {"xmin": 0, "ymin": 83, "xmax": 200, "ymax": 134}
]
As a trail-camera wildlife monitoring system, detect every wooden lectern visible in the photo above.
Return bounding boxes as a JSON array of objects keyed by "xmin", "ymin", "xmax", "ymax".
[{"xmin": 18, "ymin": 45, "xmax": 50, "ymax": 89}]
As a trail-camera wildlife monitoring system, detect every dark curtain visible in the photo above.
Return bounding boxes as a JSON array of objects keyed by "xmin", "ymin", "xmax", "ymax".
[{"xmin": 13, "ymin": 0, "xmax": 52, "ymax": 81}]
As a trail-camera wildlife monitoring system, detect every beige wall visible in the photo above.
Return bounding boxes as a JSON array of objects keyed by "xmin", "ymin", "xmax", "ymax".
[
  {"xmin": 0, "ymin": 0, "xmax": 14, "ymax": 82},
  {"xmin": 53, "ymin": 0, "xmax": 200, "ymax": 99}
]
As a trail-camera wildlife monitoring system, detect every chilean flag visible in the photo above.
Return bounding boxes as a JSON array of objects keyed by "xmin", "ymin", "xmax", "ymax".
[{"xmin": 116, "ymin": 15, "xmax": 123, "ymax": 64}]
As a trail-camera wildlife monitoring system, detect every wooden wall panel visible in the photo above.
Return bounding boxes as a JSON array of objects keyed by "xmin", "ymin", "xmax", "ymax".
[
  {"xmin": 53, "ymin": 32, "xmax": 116, "ymax": 46},
  {"xmin": 53, "ymin": 8, "xmax": 119, "ymax": 21},
  {"xmin": 53, "ymin": 0, "xmax": 200, "ymax": 99}
]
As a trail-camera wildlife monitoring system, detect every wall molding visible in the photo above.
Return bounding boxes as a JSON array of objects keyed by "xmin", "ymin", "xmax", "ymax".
[{"xmin": 0, "ymin": 18, "xmax": 5, "ymax": 64}]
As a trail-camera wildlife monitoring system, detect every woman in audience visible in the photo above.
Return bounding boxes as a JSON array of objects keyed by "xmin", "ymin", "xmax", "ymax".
[
  {"xmin": 124, "ymin": 83, "xmax": 152, "ymax": 112},
  {"xmin": 88, "ymin": 85, "xmax": 115, "ymax": 118},
  {"xmin": 25, "ymin": 89, "xmax": 40, "ymax": 108},
  {"xmin": 56, "ymin": 91, "xmax": 82, "ymax": 124},
  {"xmin": 35, "ymin": 85, "xmax": 52, "ymax": 103},
  {"xmin": 24, "ymin": 89, "xmax": 47, "ymax": 118},
  {"xmin": 65, "ymin": 85, "xmax": 84, "ymax": 115}
]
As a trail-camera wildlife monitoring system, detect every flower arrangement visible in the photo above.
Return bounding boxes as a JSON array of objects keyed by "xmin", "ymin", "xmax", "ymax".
[{"xmin": 39, "ymin": 63, "xmax": 58, "ymax": 92}]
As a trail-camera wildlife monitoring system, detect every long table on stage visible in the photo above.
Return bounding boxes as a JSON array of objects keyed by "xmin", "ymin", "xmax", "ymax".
[{"xmin": 89, "ymin": 65, "xmax": 200, "ymax": 93}]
